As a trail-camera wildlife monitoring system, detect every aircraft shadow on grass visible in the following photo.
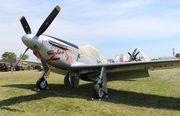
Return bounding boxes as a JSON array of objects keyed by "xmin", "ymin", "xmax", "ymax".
[{"xmin": 1, "ymin": 83, "xmax": 180, "ymax": 112}]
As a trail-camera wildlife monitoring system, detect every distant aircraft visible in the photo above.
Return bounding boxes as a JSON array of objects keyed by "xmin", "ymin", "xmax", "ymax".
[
  {"xmin": 14, "ymin": 5, "xmax": 180, "ymax": 100},
  {"xmin": 128, "ymin": 48, "xmax": 151, "ymax": 62}
]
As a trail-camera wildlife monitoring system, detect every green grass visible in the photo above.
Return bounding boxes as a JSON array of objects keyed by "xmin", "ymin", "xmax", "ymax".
[{"xmin": 0, "ymin": 69, "xmax": 180, "ymax": 116}]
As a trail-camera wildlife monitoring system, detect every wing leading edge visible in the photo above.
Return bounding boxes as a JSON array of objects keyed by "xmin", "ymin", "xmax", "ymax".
[{"xmin": 71, "ymin": 59, "xmax": 180, "ymax": 73}]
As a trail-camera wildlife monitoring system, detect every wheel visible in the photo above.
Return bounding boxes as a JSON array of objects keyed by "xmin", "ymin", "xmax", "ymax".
[
  {"xmin": 64, "ymin": 72, "xmax": 71, "ymax": 86},
  {"xmin": 71, "ymin": 71, "xmax": 79, "ymax": 88},
  {"xmin": 72, "ymin": 76, "xmax": 79, "ymax": 88},
  {"xmin": 93, "ymin": 84, "xmax": 104, "ymax": 99},
  {"xmin": 36, "ymin": 79, "xmax": 48, "ymax": 90},
  {"xmin": 64, "ymin": 71, "xmax": 79, "ymax": 88}
]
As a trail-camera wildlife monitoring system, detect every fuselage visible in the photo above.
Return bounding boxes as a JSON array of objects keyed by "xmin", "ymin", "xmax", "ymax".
[{"xmin": 22, "ymin": 34, "xmax": 105, "ymax": 71}]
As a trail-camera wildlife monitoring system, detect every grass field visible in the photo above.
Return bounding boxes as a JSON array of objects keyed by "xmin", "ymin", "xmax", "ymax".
[{"xmin": 0, "ymin": 68, "xmax": 180, "ymax": 116}]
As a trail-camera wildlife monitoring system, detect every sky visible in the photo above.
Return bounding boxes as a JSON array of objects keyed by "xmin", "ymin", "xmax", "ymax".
[{"xmin": 1, "ymin": 0, "xmax": 180, "ymax": 61}]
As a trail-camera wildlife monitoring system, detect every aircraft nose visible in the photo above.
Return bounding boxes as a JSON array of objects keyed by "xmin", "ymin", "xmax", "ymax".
[{"xmin": 22, "ymin": 34, "xmax": 43, "ymax": 50}]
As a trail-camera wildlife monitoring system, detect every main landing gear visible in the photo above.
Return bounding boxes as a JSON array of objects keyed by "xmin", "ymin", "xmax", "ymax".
[
  {"xmin": 92, "ymin": 67, "xmax": 108, "ymax": 100},
  {"xmin": 64, "ymin": 71, "xmax": 79, "ymax": 88},
  {"xmin": 64, "ymin": 68, "xmax": 108, "ymax": 100},
  {"xmin": 35, "ymin": 68, "xmax": 108, "ymax": 100},
  {"xmin": 35, "ymin": 72, "xmax": 49, "ymax": 91}
]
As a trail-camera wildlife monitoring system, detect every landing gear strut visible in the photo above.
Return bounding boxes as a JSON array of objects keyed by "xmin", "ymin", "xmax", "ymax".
[
  {"xmin": 92, "ymin": 67, "xmax": 108, "ymax": 100},
  {"xmin": 35, "ymin": 73, "xmax": 48, "ymax": 91}
]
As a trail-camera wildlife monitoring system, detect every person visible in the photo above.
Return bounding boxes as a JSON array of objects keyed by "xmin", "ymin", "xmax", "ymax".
[{"xmin": 11, "ymin": 64, "xmax": 15, "ymax": 73}]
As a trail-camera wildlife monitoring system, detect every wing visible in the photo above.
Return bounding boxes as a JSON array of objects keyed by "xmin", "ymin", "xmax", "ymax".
[
  {"xmin": 71, "ymin": 59, "xmax": 180, "ymax": 71},
  {"xmin": 21, "ymin": 60, "xmax": 42, "ymax": 65},
  {"xmin": 22, "ymin": 60, "xmax": 67, "ymax": 75},
  {"xmin": 71, "ymin": 59, "xmax": 180, "ymax": 80},
  {"xmin": 21, "ymin": 60, "xmax": 42, "ymax": 71}
]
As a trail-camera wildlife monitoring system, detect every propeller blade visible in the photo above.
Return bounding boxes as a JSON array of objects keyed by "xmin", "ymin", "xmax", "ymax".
[
  {"xmin": 11, "ymin": 47, "xmax": 29, "ymax": 72},
  {"xmin": 128, "ymin": 52, "xmax": 132, "ymax": 56},
  {"xmin": 36, "ymin": 5, "xmax": 61, "ymax": 36},
  {"xmin": 128, "ymin": 52, "xmax": 133, "ymax": 61},
  {"xmin": 134, "ymin": 51, "xmax": 139, "ymax": 57},
  {"xmin": 34, "ymin": 46, "xmax": 50, "ymax": 76},
  {"xmin": 20, "ymin": 16, "xmax": 31, "ymax": 34}
]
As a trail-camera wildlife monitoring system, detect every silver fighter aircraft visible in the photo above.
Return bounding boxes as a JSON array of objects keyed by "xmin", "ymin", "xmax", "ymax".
[{"xmin": 15, "ymin": 5, "xmax": 180, "ymax": 99}]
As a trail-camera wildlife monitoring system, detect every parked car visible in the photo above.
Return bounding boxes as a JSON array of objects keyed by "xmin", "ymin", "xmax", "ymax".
[
  {"xmin": 0, "ymin": 63, "xmax": 9, "ymax": 72},
  {"xmin": 15, "ymin": 65, "xmax": 24, "ymax": 71},
  {"xmin": 34, "ymin": 65, "xmax": 43, "ymax": 71}
]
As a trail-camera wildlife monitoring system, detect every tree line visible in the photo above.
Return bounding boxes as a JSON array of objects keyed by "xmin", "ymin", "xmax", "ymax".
[{"xmin": 1, "ymin": 51, "xmax": 29, "ymax": 60}]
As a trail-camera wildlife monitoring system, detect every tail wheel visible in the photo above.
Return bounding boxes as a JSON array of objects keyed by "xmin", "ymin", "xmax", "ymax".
[
  {"xmin": 93, "ymin": 84, "xmax": 104, "ymax": 99},
  {"xmin": 36, "ymin": 79, "xmax": 48, "ymax": 90}
]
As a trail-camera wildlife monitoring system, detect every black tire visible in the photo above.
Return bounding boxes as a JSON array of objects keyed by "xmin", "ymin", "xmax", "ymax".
[
  {"xmin": 72, "ymin": 76, "xmax": 79, "ymax": 88},
  {"xmin": 36, "ymin": 79, "xmax": 48, "ymax": 90},
  {"xmin": 93, "ymin": 84, "xmax": 104, "ymax": 99},
  {"xmin": 64, "ymin": 72, "xmax": 71, "ymax": 86}
]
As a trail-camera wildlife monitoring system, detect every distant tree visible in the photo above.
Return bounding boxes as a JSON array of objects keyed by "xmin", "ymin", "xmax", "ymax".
[
  {"xmin": 20, "ymin": 54, "xmax": 29, "ymax": 60},
  {"xmin": 1, "ymin": 52, "xmax": 17, "ymax": 59}
]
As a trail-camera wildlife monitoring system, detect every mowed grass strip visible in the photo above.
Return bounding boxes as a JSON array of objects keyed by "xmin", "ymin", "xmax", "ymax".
[{"xmin": 0, "ymin": 69, "xmax": 180, "ymax": 116}]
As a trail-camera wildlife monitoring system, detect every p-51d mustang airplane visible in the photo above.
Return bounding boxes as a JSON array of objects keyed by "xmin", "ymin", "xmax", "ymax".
[{"xmin": 14, "ymin": 5, "xmax": 180, "ymax": 99}]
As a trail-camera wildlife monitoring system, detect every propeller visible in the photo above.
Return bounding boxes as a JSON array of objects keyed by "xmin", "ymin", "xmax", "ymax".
[
  {"xmin": 20, "ymin": 16, "xmax": 31, "ymax": 34},
  {"xmin": 11, "ymin": 47, "xmax": 29, "ymax": 72},
  {"xmin": 13, "ymin": 5, "xmax": 61, "ymax": 76},
  {"xmin": 128, "ymin": 51, "xmax": 139, "ymax": 62},
  {"xmin": 11, "ymin": 16, "xmax": 31, "ymax": 72},
  {"xmin": 36, "ymin": 6, "xmax": 60, "ymax": 36}
]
